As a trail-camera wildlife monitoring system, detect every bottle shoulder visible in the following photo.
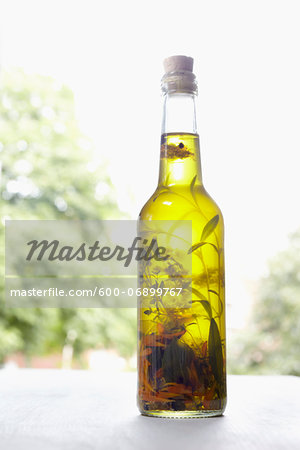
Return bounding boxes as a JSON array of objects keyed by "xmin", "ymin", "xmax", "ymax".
[{"xmin": 139, "ymin": 184, "xmax": 223, "ymax": 223}]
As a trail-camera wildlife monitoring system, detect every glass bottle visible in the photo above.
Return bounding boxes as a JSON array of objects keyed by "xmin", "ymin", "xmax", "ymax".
[{"xmin": 137, "ymin": 55, "xmax": 226, "ymax": 418}]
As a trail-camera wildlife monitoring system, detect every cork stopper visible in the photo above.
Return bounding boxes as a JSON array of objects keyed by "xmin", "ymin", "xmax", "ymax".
[{"xmin": 163, "ymin": 55, "xmax": 194, "ymax": 74}]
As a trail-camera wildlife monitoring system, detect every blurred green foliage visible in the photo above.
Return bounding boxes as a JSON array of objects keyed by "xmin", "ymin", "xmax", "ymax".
[
  {"xmin": 0, "ymin": 68, "xmax": 136, "ymax": 365},
  {"xmin": 228, "ymin": 229, "xmax": 300, "ymax": 375}
]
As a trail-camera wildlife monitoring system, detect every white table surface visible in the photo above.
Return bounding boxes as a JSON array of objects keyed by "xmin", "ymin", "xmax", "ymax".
[{"xmin": 0, "ymin": 369, "xmax": 299, "ymax": 450}]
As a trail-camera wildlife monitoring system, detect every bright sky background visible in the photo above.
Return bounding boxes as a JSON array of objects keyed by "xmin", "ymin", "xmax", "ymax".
[{"xmin": 1, "ymin": 0, "xmax": 300, "ymax": 328}]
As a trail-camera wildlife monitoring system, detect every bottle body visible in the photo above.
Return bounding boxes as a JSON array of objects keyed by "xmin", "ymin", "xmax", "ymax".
[{"xmin": 137, "ymin": 132, "xmax": 226, "ymax": 418}]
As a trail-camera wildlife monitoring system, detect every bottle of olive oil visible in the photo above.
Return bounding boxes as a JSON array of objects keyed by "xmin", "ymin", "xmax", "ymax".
[{"xmin": 137, "ymin": 55, "xmax": 226, "ymax": 418}]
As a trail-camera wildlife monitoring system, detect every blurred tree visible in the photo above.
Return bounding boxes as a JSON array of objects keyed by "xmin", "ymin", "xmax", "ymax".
[
  {"xmin": 228, "ymin": 229, "xmax": 300, "ymax": 375},
  {"xmin": 0, "ymin": 68, "xmax": 136, "ymax": 365}
]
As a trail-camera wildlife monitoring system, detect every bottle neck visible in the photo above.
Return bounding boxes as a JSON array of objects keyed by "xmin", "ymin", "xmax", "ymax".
[
  {"xmin": 159, "ymin": 93, "xmax": 203, "ymax": 187},
  {"xmin": 161, "ymin": 93, "xmax": 198, "ymax": 135}
]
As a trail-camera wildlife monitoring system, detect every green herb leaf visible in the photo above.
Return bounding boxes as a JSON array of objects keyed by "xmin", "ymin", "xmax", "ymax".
[
  {"xmin": 187, "ymin": 242, "xmax": 206, "ymax": 254},
  {"xmin": 199, "ymin": 300, "xmax": 212, "ymax": 319},
  {"xmin": 190, "ymin": 174, "xmax": 200, "ymax": 209},
  {"xmin": 152, "ymin": 189, "xmax": 170, "ymax": 202},
  {"xmin": 208, "ymin": 289, "xmax": 219, "ymax": 297},
  {"xmin": 163, "ymin": 173, "xmax": 171, "ymax": 187},
  {"xmin": 188, "ymin": 241, "xmax": 219, "ymax": 255},
  {"xmin": 201, "ymin": 215, "xmax": 219, "ymax": 241},
  {"xmin": 190, "ymin": 174, "xmax": 197, "ymax": 190},
  {"xmin": 208, "ymin": 290, "xmax": 224, "ymax": 316},
  {"xmin": 162, "ymin": 339, "xmax": 194, "ymax": 384},
  {"xmin": 190, "ymin": 174, "xmax": 197, "ymax": 195},
  {"xmin": 190, "ymin": 287, "xmax": 207, "ymax": 300},
  {"xmin": 208, "ymin": 318, "xmax": 223, "ymax": 385}
]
